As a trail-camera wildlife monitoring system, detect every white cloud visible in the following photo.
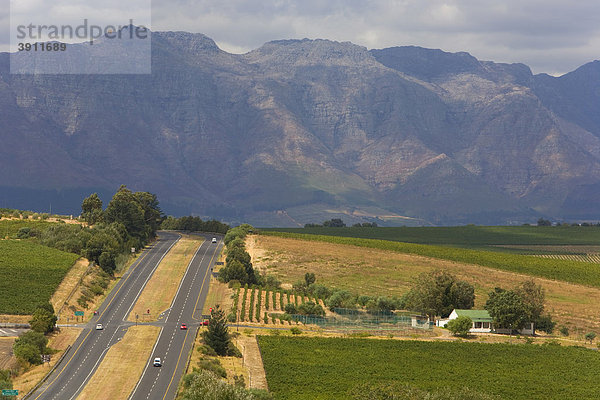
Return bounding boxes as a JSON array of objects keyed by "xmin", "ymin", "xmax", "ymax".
[{"xmin": 2, "ymin": 0, "xmax": 599, "ymax": 74}]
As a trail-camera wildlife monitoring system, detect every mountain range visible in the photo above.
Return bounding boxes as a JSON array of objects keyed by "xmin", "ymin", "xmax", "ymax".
[{"xmin": 1, "ymin": 31, "xmax": 599, "ymax": 226}]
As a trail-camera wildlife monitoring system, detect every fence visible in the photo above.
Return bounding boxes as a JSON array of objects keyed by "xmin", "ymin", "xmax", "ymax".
[{"xmin": 289, "ymin": 308, "xmax": 433, "ymax": 334}]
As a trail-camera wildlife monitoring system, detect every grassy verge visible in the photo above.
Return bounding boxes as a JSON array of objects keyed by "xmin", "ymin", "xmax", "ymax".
[
  {"xmin": 258, "ymin": 336, "xmax": 600, "ymax": 400},
  {"xmin": 50, "ymin": 258, "xmax": 90, "ymax": 316},
  {"xmin": 12, "ymin": 327, "xmax": 80, "ymax": 395},
  {"xmin": 77, "ymin": 326, "xmax": 160, "ymax": 400},
  {"xmin": 260, "ymin": 232, "xmax": 600, "ymax": 289},
  {"xmin": 0, "ymin": 240, "xmax": 79, "ymax": 314},
  {"xmin": 128, "ymin": 235, "xmax": 203, "ymax": 322},
  {"xmin": 202, "ymin": 280, "xmax": 233, "ymax": 316}
]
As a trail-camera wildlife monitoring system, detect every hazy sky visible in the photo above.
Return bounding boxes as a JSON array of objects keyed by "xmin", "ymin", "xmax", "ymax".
[{"xmin": 2, "ymin": 0, "xmax": 599, "ymax": 75}]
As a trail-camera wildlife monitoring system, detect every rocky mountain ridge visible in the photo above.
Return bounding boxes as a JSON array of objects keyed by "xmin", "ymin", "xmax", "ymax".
[{"xmin": 0, "ymin": 32, "xmax": 599, "ymax": 226}]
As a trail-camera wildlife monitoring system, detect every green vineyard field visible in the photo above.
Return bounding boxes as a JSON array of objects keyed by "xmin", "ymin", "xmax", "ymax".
[
  {"xmin": 258, "ymin": 336, "xmax": 600, "ymax": 400},
  {"xmin": 263, "ymin": 225, "xmax": 600, "ymax": 247},
  {"xmin": 0, "ymin": 240, "xmax": 79, "ymax": 314},
  {"xmin": 0, "ymin": 219, "xmax": 53, "ymax": 238}
]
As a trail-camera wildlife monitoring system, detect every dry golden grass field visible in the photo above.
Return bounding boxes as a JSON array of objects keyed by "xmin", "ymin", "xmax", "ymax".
[{"xmin": 247, "ymin": 235, "xmax": 600, "ymax": 336}]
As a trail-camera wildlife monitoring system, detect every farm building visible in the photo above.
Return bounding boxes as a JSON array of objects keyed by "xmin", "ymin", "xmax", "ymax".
[{"xmin": 437, "ymin": 309, "xmax": 535, "ymax": 335}]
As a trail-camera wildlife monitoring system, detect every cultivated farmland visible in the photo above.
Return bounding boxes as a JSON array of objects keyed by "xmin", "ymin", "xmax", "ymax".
[
  {"xmin": 0, "ymin": 240, "xmax": 79, "ymax": 314},
  {"xmin": 247, "ymin": 235, "xmax": 600, "ymax": 333},
  {"xmin": 260, "ymin": 231, "xmax": 600, "ymax": 289},
  {"xmin": 258, "ymin": 336, "xmax": 600, "ymax": 400},
  {"xmin": 263, "ymin": 225, "xmax": 600, "ymax": 247},
  {"xmin": 0, "ymin": 219, "xmax": 53, "ymax": 238},
  {"xmin": 233, "ymin": 285, "xmax": 323, "ymax": 325}
]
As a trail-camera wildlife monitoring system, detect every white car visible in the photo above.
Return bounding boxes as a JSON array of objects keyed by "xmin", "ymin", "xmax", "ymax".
[
  {"xmin": 153, "ymin": 357, "xmax": 162, "ymax": 367},
  {"xmin": 211, "ymin": 237, "xmax": 217, "ymax": 243},
  {"xmin": 95, "ymin": 323, "xmax": 103, "ymax": 330}
]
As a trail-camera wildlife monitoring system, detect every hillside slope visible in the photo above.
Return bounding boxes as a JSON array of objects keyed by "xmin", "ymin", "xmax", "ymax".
[{"xmin": 1, "ymin": 34, "xmax": 599, "ymax": 225}]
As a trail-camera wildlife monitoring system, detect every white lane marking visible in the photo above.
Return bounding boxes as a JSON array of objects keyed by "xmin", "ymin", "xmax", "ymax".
[
  {"xmin": 130, "ymin": 238, "xmax": 211, "ymax": 399},
  {"xmin": 122, "ymin": 236, "xmax": 181, "ymax": 322},
  {"xmin": 49, "ymin": 236, "xmax": 178, "ymax": 399},
  {"xmin": 128, "ymin": 324, "xmax": 165, "ymax": 400}
]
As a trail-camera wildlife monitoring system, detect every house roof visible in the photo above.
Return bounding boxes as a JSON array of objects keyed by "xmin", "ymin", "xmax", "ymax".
[{"xmin": 454, "ymin": 309, "xmax": 493, "ymax": 322}]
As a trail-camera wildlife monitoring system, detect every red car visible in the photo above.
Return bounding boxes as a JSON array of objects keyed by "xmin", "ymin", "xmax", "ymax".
[
  {"xmin": 180, "ymin": 323, "xmax": 187, "ymax": 330},
  {"xmin": 202, "ymin": 320, "xmax": 209, "ymax": 326}
]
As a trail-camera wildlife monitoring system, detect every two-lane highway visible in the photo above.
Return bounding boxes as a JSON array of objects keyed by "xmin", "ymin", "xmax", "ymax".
[
  {"xmin": 30, "ymin": 232, "xmax": 181, "ymax": 400},
  {"xmin": 129, "ymin": 234, "xmax": 223, "ymax": 400}
]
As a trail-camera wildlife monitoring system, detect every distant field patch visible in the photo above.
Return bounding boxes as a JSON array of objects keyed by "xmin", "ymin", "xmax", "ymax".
[
  {"xmin": 0, "ymin": 240, "xmax": 79, "ymax": 314},
  {"xmin": 258, "ymin": 336, "xmax": 600, "ymax": 400},
  {"xmin": 260, "ymin": 232, "xmax": 600, "ymax": 289},
  {"xmin": 535, "ymin": 254, "xmax": 600, "ymax": 263},
  {"xmin": 263, "ymin": 226, "xmax": 600, "ymax": 247},
  {"xmin": 0, "ymin": 219, "xmax": 54, "ymax": 238}
]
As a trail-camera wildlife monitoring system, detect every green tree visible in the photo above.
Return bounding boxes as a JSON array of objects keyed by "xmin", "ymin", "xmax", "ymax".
[
  {"xmin": 29, "ymin": 303, "xmax": 57, "ymax": 334},
  {"xmin": 585, "ymin": 332, "xmax": 596, "ymax": 344},
  {"xmin": 180, "ymin": 370, "xmax": 271, "ymax": 400},
  {"xmin": 559, "ymin": 326, "xmax": 569, "ymax": 336},
  {"xmin": 284, "ymin": 303, "xmax": 297, "ymax": 314},
  {"xmin": 537, "ymin": 218, "xmax": 552, "ymax": 226},
  {"xmin": 304, "ymin": 272, "xmax": 316, "ymax": 286},
  {"xmin": 13, "ymin": 331, "xmax": 47, "ymax": 365},
  {"xmin": 103, "ymin": 185, "xmax": 146, "ymax": 240},
  {"xmin": 323, "ymin": 218, "xmax": 346, "ymax": 227},
  {"xmin": 326, "ymin": 290, "xmax": 356, "ymax": 310},
  {"xmin": 134, "ymin": 191, "xmax": 163, "ymax": 238},
  {"xmin": 219, "ymin": 259, "xmax": 249, "ymax": 284},
  {"xmin": 0, "ymin": 369, "xmax": 13, "ymax": 400},
  {"xmin": 446, "ymin": 316, "xmax": 473, "ymax": 337},
  {"xmin": 297, "ymin": 302, "xmax": 325, "ymax": 316},
  {"xmin": 81, "ymin": 193, "xmax": 103, "ymax": 225},
  {"xmin": 535, "ymin": 314, "xmax": 556, "ymax": 334},
  {"xmin": 484, "ymin": 288, "xmax": 527, "ymax": 331},
  {"xmin": 515, "ymin": 280, "xmax": 545, "ymax": 322},
  {"xmin": 225, "ymin": 247, "xmax": 256, "ymax": 285},
  {"xmin": 98, "ymin": 251, "xmax": 117, "ymax": 274},
  {"xmin": 405, "ymin": 270, "xmax": 475, "ymax": 319},
  {"xmin": 203, "ymin": 306, "xmax": 231, "ymax": 356}
]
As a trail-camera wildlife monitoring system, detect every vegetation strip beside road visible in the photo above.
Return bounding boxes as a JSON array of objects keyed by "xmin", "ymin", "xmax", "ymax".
[
  {"xmin": 260, "ymin": 231, "xmax": 600, "ymax": 289},
  {"xmin": 258, "ymin": 336, "xmax": 600, "ymax": 400},
  {"xmin": 77, "ymin": 326, "xmax": 161, "ymax": 400},
  {"xmin": 49, "ymin": 258, "xmax": 90, "ymax": 318},
  {"xmin": 128, "ymin": 235, "xmax": 204, "ymax": 322},
  {"xmin": 12, "ymin": 328, "xmax": 81, "ymax": 395}
]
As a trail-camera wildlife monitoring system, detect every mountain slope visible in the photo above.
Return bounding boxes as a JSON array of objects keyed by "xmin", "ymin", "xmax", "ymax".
[{"xmin": 0, "ymin": 35, "xmax": 598, "ymax": 225}]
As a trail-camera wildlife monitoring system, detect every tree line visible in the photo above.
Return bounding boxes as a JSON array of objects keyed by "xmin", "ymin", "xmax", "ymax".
[
  {"xmin": 218, "ymin": 224, "xmax": 259, "ymax": 285},
  {"xmin": 161, "ymin": 216, "xmax": 229, "ymax": 233},
  {"xmin": 305, "ymin": 218, "xmax": 378, "ymax": 228}
]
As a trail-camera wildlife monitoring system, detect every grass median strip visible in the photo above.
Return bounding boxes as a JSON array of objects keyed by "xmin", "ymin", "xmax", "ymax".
[
  {"xmin": 77, "ymin": 326, "xmax": 160, "ymax": 400},
  {"xmin": 128, "ymin": 235, "xmax": 204, "ymax": 322}
]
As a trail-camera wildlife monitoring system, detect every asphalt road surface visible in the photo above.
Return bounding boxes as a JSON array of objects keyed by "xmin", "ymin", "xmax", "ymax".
[
  {"xmin": 129, "ymin": 234, "xmax": 222, "ymax": 400},
  {"xmin": 28, "ymin": 231, "xmax": 222, "ymax": 400}
]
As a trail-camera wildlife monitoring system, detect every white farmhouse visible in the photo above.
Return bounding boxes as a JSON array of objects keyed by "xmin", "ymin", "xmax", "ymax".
[{"xmin": 437, "ymin": 309, "xmax": 535, "ymax": 335}]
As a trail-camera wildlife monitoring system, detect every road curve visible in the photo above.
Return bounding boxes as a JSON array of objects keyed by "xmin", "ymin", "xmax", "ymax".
[
  {"xmin": 129, "ymin": 233, "xmax": 223, "ymax": 400},
  {"xmin": 28, "ymin": 232, "xmax": 181, "ymax": 400}
]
